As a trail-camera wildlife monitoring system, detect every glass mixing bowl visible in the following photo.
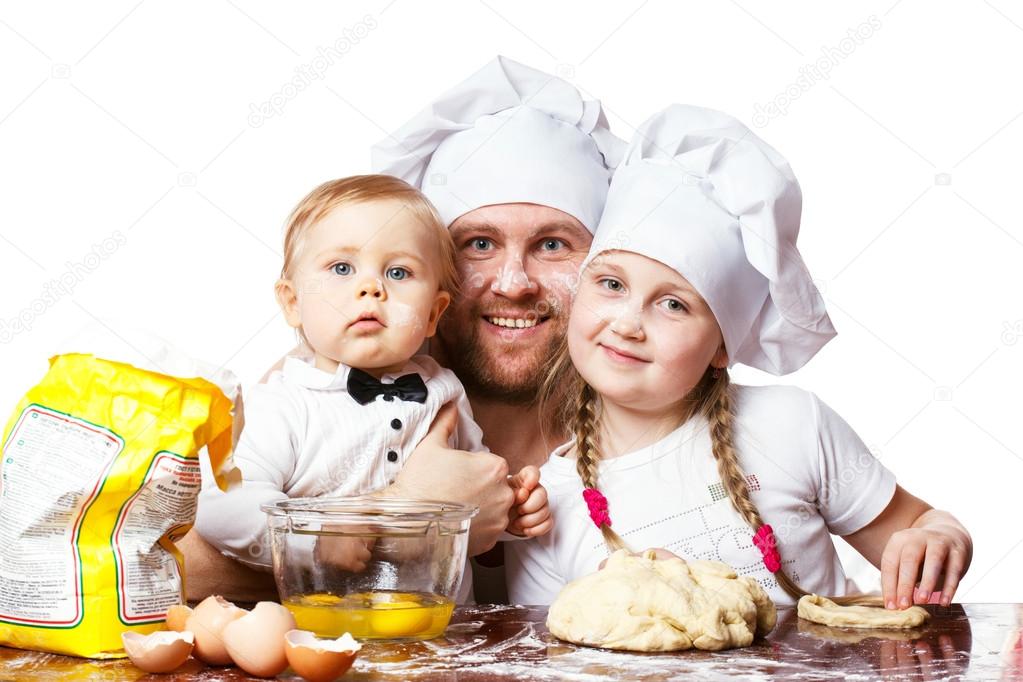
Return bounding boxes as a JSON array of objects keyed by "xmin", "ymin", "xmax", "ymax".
[{"xmin": 262, "ymin": 497, "xmax": 477, "ymax": 641}]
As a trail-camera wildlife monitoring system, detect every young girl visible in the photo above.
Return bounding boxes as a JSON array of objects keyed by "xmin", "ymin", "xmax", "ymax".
[{"xmin": 505, "ymin": 105, "xmax": 972, "ymax": 611}]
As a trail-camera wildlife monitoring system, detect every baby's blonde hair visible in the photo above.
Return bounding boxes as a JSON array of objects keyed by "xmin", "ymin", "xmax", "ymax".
[
  {"xmin": 279, "ymin": 174, "xmax": 459, "ymax": 297},
  {"xmin": 538, "ymin": 336, "xmax": 880, "ymax": 607}
]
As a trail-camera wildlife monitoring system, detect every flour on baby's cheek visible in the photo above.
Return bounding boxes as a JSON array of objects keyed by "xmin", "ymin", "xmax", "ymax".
[{"xmin": 388, "ymin": 300, "xmax": 425, "ymax": 332}]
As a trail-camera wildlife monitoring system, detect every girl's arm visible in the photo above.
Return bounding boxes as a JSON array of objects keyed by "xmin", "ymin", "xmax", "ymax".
[{"xmin": 841, "ymin": 484, "xmax": 973, "ymax": 610}]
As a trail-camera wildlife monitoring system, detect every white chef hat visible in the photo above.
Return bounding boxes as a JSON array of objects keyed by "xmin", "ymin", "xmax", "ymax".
[
  {"xmin": 371, "ymin": 55, "xmax": 624, "ymax": 232},
  {"xmin": 584, "ymin": 104, "xmax": 835, "ymax": 375}
]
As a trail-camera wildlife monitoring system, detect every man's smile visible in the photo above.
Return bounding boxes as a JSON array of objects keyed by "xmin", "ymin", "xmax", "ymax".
[{"xmin": 482, "ymin": 312, "xmax": 552, "ymax": 332}]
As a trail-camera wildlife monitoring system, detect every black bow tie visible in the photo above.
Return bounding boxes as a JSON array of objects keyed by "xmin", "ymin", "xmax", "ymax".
[{"xmin": 346, "ymin": 368, "xmax": 428, "ymax": 406}]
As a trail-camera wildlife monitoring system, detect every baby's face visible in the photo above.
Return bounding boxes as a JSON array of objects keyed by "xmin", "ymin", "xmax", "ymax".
[{"xmin": 279, "ymin": 199, "xmax": 450, "ymax": 376}]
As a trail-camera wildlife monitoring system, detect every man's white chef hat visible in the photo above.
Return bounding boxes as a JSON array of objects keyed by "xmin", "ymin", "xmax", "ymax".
[
  {"xmin": 371, "ymin": 55, "xmax": 624, "ymax": 232},
  {"xmin": 583, "ymin": 104, "xmax": 835, "ymax": 375}
]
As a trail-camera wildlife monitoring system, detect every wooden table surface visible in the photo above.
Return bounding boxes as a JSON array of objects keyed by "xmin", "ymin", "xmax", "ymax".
[{"xmin": 1, "ymin": 603, "xmax": 1021, "ymax": 681}]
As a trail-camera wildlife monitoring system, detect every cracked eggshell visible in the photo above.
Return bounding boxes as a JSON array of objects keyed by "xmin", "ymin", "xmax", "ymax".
[
  {"xmin": 165, "ymin": 603, "xmax": 192, "ymax": 632},
  {"xmin": 185, "ymin": 595, "xmax": 248, "ymax": 665},
  {"xmin": 121, "ymin": 630, "xmax": 194, "ymax": 674},
  {"xmin": 221, "ymin": 601, "xmax": 297, "ymax": 677},
  {"xmin": 284, "ymin": 629, "xmax": 362, "ymax": 682}
]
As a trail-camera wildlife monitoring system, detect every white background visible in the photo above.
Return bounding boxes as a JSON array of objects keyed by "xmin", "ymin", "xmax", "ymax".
[{"xmin": 0, "ymin": 1, "xmax": 1019, "ymax": 603}]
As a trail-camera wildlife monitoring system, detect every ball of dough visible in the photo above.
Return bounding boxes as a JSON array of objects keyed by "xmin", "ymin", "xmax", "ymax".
[
  {"xmin": 547, "ymin": 549, "xmax": 777, "ymax": 652},
  {"xmin": 797, "ymin": 594, "xmax": 929, "ymax": 629}
]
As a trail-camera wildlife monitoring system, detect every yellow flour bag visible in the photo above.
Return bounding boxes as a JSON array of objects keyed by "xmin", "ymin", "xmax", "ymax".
[{"xmin": 0, "ymin": 353, "xmax": 238, "ymax": 658}]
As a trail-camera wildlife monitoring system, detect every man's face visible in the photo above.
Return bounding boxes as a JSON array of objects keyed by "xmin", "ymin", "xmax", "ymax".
[{"xmin": 435, "ymin": 203, "xmax": 592, "ymax": 404}]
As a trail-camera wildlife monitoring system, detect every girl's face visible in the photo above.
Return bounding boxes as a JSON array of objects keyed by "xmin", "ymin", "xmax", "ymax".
[{"xmin": 568, "ymin": 250, "xmax": 728, "ymax": 413}]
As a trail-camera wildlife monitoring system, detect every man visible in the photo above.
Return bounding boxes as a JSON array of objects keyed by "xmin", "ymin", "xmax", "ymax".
[{"xmin": 181, "ymin": 56, "xmax": 622, "ymax": 603}]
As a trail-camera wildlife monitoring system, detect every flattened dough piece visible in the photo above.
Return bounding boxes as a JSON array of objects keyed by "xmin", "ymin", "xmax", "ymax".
[
  {"xmin": 547, "ymin": 549, "xmax": 777, "ymax": 652},
  {"xmin": 797, "ymin": 594, "xmax": 929, "ymax": 629}
]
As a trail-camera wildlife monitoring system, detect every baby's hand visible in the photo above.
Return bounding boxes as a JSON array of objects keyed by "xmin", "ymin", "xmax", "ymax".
[
  {"xmin": 880, "ymin": 526, "xmax": 968, "ymax": 609},
  {"xmin": 506, "ymin": 465, "xmax": 553, "ymax": 538},
  {"xmin": 314, "ymin": 534, "xmax": 376, "ymax": 573}
]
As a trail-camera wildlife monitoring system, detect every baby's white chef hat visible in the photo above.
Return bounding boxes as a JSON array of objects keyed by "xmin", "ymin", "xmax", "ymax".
[
  {"xmin": 583, "ymin": 104, "xmax": 835, "ymax": 375},
  {"xmin": 371, "ymin": 55, "xmax": 624, "ymax": 232}
]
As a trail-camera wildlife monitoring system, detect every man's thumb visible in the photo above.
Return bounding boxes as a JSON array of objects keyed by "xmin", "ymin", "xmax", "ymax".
[{"xmin": 424, "ymin": 402, "xmax": 459, "ymax": 445}]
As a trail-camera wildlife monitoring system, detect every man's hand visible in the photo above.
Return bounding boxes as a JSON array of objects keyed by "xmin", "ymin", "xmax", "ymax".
[
  {"xmin": 388, "ymin": 403, "xmax": 515, "ymax": 557},
  {"xmin": 179, "ymin": 530, "xmax": 279, "ymax": 603},
  {"xmin": 507, "ymin": 466, "xmax": 553, "ymax": 538}
]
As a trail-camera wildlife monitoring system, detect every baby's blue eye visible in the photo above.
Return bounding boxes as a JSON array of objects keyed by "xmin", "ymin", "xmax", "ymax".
[
  {"xmin": 599, "ymin": 278, "xmax": 623, "ymax": 292},
  {"xmin": 662, "ymin": 298, "xmax": 687, "ymax": 313},
  {"xmin": 387, "ymin": 267, "xmax": 410, "ymax": 281},
  {"xmin": 333, "ymin": 262, "xmax": 352, "ymax": 276}
]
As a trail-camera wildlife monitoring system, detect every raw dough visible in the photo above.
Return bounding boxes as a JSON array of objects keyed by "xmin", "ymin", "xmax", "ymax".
[
  {"xmin": 547, "ymin": 549, "xmax": 777, "ymax": 652},
  {"xmin": 798, "ymin": 618, "xmax": 925, "ymax": 643},
  {"xmin": 797, "ymin": 594, "xmax": 929, "ymax": 629}
]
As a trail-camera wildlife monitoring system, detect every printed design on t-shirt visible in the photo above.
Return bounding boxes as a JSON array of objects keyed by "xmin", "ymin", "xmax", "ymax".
[
  {"xmin": 604, "ymin": 494, "xmax": 797, "ymax": 595},
  {"xmin": 707, "ymin": 473, "xmax": 760, "ymax": 502}
]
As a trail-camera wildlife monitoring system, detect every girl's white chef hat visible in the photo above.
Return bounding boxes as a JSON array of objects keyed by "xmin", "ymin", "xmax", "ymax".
[
  {"xmin": 371, "ymin": 55, "xmax": 624, "ymax": 232},
  {"xmin": 583, "ymin": 104, "xmax": 835, "ymax": 375}
]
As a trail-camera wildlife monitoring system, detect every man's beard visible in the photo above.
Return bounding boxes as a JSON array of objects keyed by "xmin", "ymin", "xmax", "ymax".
[{"xmin": 436, "ymin": 301, "xmax": 566, "ymax": 405}]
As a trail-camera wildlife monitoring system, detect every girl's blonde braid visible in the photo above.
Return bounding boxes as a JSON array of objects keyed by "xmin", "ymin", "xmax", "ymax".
[
  {"xmin": 572, "ymin": 383, "xmax": 627, "ymax": 551},
  {"xmin": 706, "ymin": 371, "xmax": 881, "ymax": 606}
]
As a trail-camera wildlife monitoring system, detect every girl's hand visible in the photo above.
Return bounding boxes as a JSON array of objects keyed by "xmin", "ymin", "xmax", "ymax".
[
  {"xmin": 880, "ymin": 525, "xmax": 969, "ymax": 609},
  {"xmin": 598, "ymin": 547, "xmax": 680, "ymax": 569},
  {"xmin": 640, "ymin": 548, "xmax": 681, "ymax": 561},
  {"xmin": 842, "ymin": 487, "xmax": 972, "ymax": 611}
]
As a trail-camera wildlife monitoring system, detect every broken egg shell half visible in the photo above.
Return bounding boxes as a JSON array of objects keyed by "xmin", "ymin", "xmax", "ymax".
[
  {"xmin": 185, "ymin": 595, "xmax": 247, "ymax": 665},
  {"xmin": 284, "ymin": 629, "xmax": 362, "ymax": 682},
  {"xmin": 122, "ymin": 630, "xmax": 194, "ymax": 674},
  {"xmin": 165, "ymin": 603, "xmax": 192, "ymax": 632},
  {"xmin": 221, "ymin": 601, "xmax": 297, "ymax": 677}
]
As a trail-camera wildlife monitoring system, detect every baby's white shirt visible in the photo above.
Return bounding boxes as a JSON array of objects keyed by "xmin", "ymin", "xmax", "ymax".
[
  {"xmin": 505, "ymin": 384, "xmax": 897, "ymax": 607},
  {"xmin": 195, "ymin": 354, "xmax": 485, "ymax": 601}
]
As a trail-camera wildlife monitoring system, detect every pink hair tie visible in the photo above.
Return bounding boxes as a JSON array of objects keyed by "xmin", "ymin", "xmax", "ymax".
[
  {"xmin": 582, "ymin": 488, "xmax": 611, "ymax": 529},
  {"xmin": 753, "ymin": 524, "xmax": 781, "ymax": 573}
]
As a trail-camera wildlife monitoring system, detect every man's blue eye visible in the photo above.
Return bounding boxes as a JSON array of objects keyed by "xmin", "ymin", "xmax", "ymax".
[
  {"xmin": 471, "ymin": 238, "xmax": 493, "ymax": 251},
  {"xmin": 541, "ymin": 238, "xmax": 564, "ymax": 251},
  {"xmin": 387, "ymin": 267, "xmax": 409, "ymax": 281},
  {"xmin": 333, "ymin": 263, "xmax": 352, "ymax": 276}
]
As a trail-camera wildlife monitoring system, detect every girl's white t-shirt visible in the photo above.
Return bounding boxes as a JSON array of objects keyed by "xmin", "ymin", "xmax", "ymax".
[{"xmin": 505, "ymin": 384, "xmax": 897, "ymax": 607}]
